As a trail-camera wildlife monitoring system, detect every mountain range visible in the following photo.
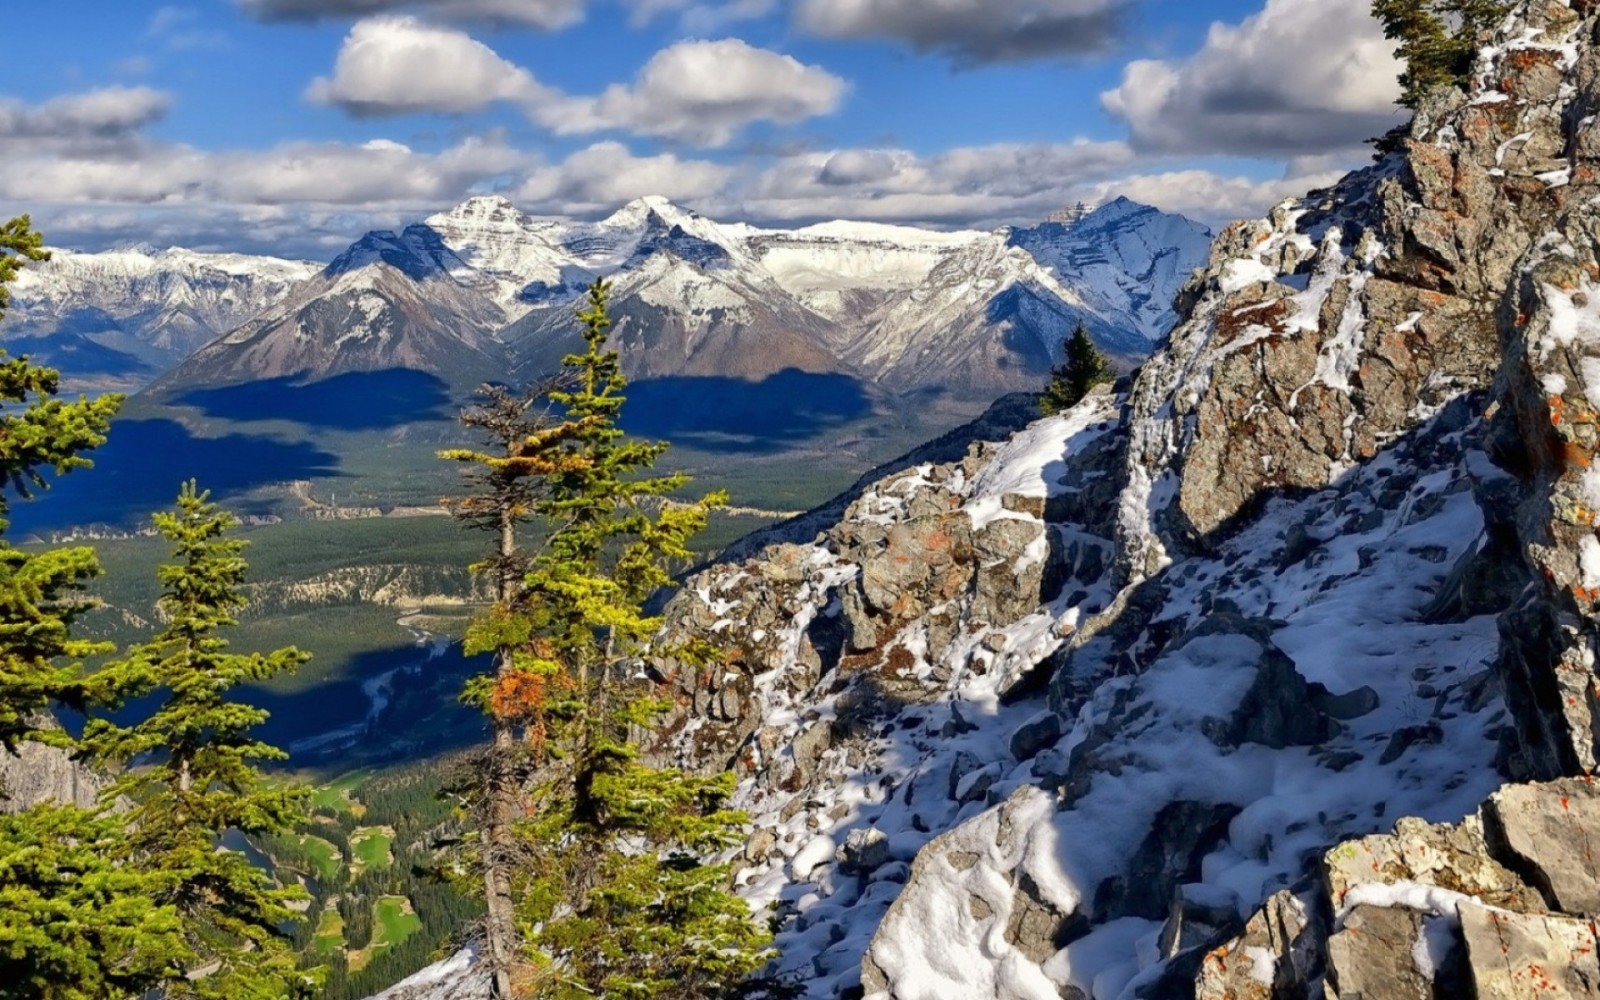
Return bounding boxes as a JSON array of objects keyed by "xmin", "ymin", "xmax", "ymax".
[{"xmin": 10, "ymin": 197, "xmax": 1212, "ymax": 410}]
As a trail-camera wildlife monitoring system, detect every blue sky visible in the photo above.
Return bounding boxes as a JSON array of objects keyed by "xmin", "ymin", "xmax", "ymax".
[{"xmin": 2, "ymin": 0, "xmax": 1408, "ymax": 257}]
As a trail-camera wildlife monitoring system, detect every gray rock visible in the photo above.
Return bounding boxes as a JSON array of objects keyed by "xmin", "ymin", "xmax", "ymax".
[
  {"xmin": 1485, "ymin": 779, "xmax": 1600, "ymax": 915},
  {"xmin": 1458, "ymin": 902, "xmax": 1600, "ymax": 1000},
  {"xmin": 1009, "ymin": 712, "xmax": 1064, "ymax": 762},
  {"xmin": 1324, "ymin": 905, "xmax": 1432, "ymax": 1000},
  {"xmin": 838, "ymin": 828, "xmax": 891, "ymax": 877}
]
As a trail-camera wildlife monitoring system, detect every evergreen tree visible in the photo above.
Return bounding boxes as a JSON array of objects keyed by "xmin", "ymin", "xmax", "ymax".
[
  {"xmin": 1372, "ymin": 0, "xmax": 1514, "ymax": 110},
  {"xmin": 1040, "ymin": 323, "xmax": 1115, "ymax": 416},
  {"xmin": 439, "ymin": 373, "xmax": 589, "ymax": 999},
  {"xmin": 83, "ymin": 482, "xmax": 318, "ymax": 1000},
  {"xmin": 0, "ymin": 216, "xmax": 183, "ymax": 1000},
  {"xmin": 442, "ymin": 280, "xmax": 770, "ymax": 998},
  {"xmin": 0, "ymin": 215, "xmax": 122, "ymax": 752}
]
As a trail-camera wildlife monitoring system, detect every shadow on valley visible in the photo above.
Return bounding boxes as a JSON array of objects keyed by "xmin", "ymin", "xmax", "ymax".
[
  {"xmin": 622, "ymin": 369, "xmax": 874, "ymax": 453},
  {"xmin": 170, "ymin": 369, "xmax": 456, "ymax": 431},
  {"xmin": 11, "ymin": 419, "xmax": 341, "ymax": 535},
  {"xmin": 249, "ymin": 641, "xmax": 489, "ymax": 766}
]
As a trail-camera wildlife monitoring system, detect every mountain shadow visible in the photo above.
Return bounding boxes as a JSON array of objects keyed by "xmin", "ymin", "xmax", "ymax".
[
  {"xmin": 621, "ymin": 369, "xmax": 874, "ymax": 453},
  {"xmin": 170, "ymin": 369, "xmax": 456, "ymax": 430},
  {"xmin": 10, "ymin": 419, "xmax": 341, "ymax": 535}
]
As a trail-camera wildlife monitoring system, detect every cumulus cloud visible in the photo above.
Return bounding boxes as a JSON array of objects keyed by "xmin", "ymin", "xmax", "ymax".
[
  {"xmin": 1102, "ymin": 0, "xmax": 1405, "ymax": 157},
  {"xmin": 794, "ymin": 0, "xmax": 1132, "ymax": 65},
  {"xmin": 306, "ymin": 16, "xmax": 547, "ymax": 116},
  {"xmin": 236, "ymin": 0, "xmax": 584, "ymax": 29},
  {"xmin": 534, "ymin": 38, "xmax": 847, "ymax": 146},
  {"xmin": 309, "ymin": 24, "xmax": 845, "ymax": 146}
]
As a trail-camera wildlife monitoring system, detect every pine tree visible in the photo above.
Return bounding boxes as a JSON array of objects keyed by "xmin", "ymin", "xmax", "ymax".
[
  {"xmin": 443, "ymin": 280, "xmax": 770, "ymax": 998},
  {"xmin": 82, "ymin": 482, "xmax": 318, "ymax": 1000},
  {"xmin": 1040, "ymin": 323, "xmax": 1115, "ymax": 416},
  {"xmin": 1372, "ymin": 0, "xmax": 1514, "ymax": 110}
]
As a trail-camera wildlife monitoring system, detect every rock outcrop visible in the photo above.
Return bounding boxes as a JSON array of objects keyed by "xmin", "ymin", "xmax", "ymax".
[
  {"xmin": 627, "ymin": 4, "xmax": 1600, "ymax": 999},
  {"xmin": 371, "ymin": 4, "xmax": 1600, "ymax": 998}
]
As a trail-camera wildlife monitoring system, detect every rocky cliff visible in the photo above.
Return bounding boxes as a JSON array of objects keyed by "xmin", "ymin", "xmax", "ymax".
[
  {"xmin": 633, "ymin": 3, "xmax": 1600, "ymax": 997},
  {"xmin": 362, "ymin": 3, "xmax": 1600, "ymax": 998}
]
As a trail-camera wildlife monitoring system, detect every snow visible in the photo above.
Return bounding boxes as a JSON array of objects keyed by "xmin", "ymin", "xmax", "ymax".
[{"xmin": 966, "ymin": 395, "xmax": 1118, "ymax": 529}]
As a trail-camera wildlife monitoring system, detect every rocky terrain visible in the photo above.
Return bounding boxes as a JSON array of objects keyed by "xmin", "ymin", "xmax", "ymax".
[
  {"xmin": 363, "ymin": 2, "xmax": 1600, "ymax": 996},
  {"xmin": 609, "ymin": 3, "xmax": 1600, "ymax": 997}
]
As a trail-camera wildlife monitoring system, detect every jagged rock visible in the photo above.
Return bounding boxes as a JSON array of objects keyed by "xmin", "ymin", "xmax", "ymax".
[
  {"xmin": 1485, "ymin": 779, "xmax": 1600, "ymax": 915},
  {"xmin": 1172, "ymin": 614, "xmax": 1329, "ymax": 750},
  {"xmin": 1457, "ymin": 903, "xmax": 1600, "ymax": 999},
  {"xmin": 1156, "ymin": 883, "xmax": 1243, "ymax": 960},
  {"xmin": 1324, "ymin": 905, "xmax": 1432, "ymax": 1000},
  {"xmin": 1322, "ymin": 814, "xmax": 1543, "ymax": 914},
  {"xmin": 1194, "ymin": 888, "xmax": 1322, "ymax": 1000},
  {"xmin": 0, "ymin": 732, "xmax": 108, "ymax": 814},
  {"xmin": 1118, "ymin": 801, "xmax": 1243, "ymax": 921},
  {"xmin": 839, "ymin": 828, "xmax": 892, "ymax": 877}
]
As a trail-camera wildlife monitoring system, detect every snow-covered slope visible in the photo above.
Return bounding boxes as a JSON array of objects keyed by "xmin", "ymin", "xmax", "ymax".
[{"xmin": 7, "ymin": 245, "xmax": 317, "ymax": 388}]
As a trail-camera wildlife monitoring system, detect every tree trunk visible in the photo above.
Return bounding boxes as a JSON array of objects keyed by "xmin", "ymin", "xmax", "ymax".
[
  {"xmin": 482, "ymin": 717, "xmax": 518, "ymax": 999},
  {"xmin": 483, "ymin": 500, "xmax": 521, "ymax": 999}
]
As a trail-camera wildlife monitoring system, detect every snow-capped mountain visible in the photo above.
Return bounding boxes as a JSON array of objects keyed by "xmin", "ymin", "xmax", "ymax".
[
  {"xmin": 150, "ymin": 261, "xmax": 509, "ymax": 394},
  {"xmin": 144, "ymin": 195, "xmax": 1210, "ymax": 405},
  {"xmin": 6, "ymin": 245, "xmax": 318, "ymax": 389}
]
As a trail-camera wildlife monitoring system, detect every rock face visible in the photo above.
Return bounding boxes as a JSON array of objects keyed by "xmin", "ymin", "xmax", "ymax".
[
  {"xmin": 0, "ymin": 735, "xmax": 108, "ymax": 814},
  {"xmin": 373, "ymin": 3, "xmax": 1600, "ymax": 997},
  {"xmin": 1206, "ymin": 780, "xmax": 1600, "ymax": 1000},
  {"xmin": 622, "ymin": 5, "xmax": 1600, "ymax": 999}
]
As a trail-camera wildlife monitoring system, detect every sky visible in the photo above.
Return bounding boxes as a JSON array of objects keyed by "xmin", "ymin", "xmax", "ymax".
[{"xmin": 2, "ymin": 0, "xmax": 1409, "ymax": 259}]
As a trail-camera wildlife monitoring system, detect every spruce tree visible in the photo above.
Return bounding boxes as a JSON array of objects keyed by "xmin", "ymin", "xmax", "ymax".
[
  {"xmin": 1372, "ymin": 0, "xmax": 1514, "ymax": 110},
  {"xmin": 1040, "ymin": 323, "xmax": 1115, "ymax": 416},
  {"xmin": 83, "ymin": 482, "xmax": 317, "ymax": 1000},
  {"xmin": 438, "ymin": 375, "xmax": 588, "ymax": 999},
  {"xmin": 0, "ymin": 216, "xmax": 184, "ymax": 1000},
  {"xmin": 442, "ymin": 280, "xmax": 770, "ymax": 998},
  {"xmin": 0, "ymin": 215, "xmax": 123, "ymax": 752}
]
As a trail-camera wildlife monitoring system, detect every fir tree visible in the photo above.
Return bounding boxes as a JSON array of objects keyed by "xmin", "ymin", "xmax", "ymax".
[
  {"xmin": 438, "ymin": 375, "xmax": 587, "ymax": 999},
  {"xmin": 443, "ymin": 280, "xmax": 770, "ymax": 998},
  {"xmin": 83, "ymin": 482, "xmax": 318, "ymax": 1000},
  {"xmin": 0, "ymin": 216, "xmax": 180, "ymax": 1000},
  {"xmin": 1040, "ymin": 323, "xmax": 1115, "ymax": 416},
  {"xmin": 1372, "ymin": 0, "xmax": 1514, "ymax": 110},
  {"xmin": 0, "ymin": 215, "xmax": 123, "ymax": 752}
]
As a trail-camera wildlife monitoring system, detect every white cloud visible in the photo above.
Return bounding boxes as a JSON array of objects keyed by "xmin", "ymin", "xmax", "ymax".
[
  {"xmin": 726, "ymin": 140, "xmax": 1138, "ymax": 224},
  {"xmin": 237, "ymin": 0, "xmax": 585, "ymax": 30},
  {"xmin": 306, "ymin": 15, "xmax": 547, "ymax": 116},
  {"xmin": 309, "ymin": 24, "xmax": 846, "ymax": 147},
  {"xmin": 534, "ymin": 38, "xmax": 847, "ymax": 146},
  {"xmin": 795, "ymin": 0, "xmax": 1132, "ymax": 64},
  {"xmin": 1102, "ymin": 0, "xmax": 1405, "ymax": 157}
]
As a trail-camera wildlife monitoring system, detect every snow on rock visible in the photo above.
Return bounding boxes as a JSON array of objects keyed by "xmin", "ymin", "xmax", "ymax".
[{"xmin": 613, "ymin": 6, "xmax": 1600, "ymax": 1000}]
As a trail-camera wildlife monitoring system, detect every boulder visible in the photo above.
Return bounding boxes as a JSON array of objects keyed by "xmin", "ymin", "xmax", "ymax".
[
  {"xmin": 1324, "ymin": 905, "xmax": 1432, "ymax": 1000},
  {"xmin": 1485, "ymin": 779, "xmax": 1600, "ymax": 915},
  {"xmin": 1458, "ymin": 903, "xmax": 1600, "ymax": 1000}
]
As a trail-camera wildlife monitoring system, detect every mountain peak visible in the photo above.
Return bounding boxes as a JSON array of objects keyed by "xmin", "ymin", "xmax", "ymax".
[{"xmin": 429, "ymin": 195, "xmax": 529, "ymax": 230}]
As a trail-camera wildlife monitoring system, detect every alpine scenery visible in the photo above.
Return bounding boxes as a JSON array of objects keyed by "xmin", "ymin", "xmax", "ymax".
[{"xmin": 12, "ymin": 1, "xmax": 1600, "ymax": 999}]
